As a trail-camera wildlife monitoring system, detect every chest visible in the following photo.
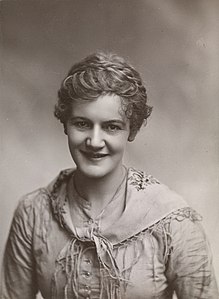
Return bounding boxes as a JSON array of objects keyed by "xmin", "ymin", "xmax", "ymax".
[{"xmin": 33, "ymin": 221, "xmax": 172, "ymax": 299}]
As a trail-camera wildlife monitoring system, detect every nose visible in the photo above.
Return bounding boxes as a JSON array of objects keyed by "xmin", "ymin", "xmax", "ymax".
[{"xmin": 86, "ymin": 126, "xmax": 105, "ymax": 149}]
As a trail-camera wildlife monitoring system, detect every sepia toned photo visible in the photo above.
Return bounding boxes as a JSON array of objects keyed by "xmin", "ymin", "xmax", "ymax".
[{"xmin": 0, "ymin": 1, "xmax": 218, "ymax": 298}]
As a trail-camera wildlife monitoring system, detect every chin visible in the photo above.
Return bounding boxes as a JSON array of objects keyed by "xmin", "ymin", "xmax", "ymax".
[
  {"xmin": 78, "ymin": 166, "xmax": 105, "ymax": 178},
  {"xmin": 77, "ymin": 164, "xmax": 117, "ymax": 180}
]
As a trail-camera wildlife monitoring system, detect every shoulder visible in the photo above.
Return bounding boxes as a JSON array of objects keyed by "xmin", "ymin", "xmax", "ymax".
[
  {"xmin": 164, "ymin": 208, "xmax": 217, "ymax": 291},
  {"xmin": 14, "ymin": 188, "xmax": 49, "ymax": 221},
  {"xmin": 128, "ymin": 167, "xmax": 204, "ymax": 233},
  {"xmin": 107, "ymin": 168, "xmax": 191, "ymax": 244},
  {"xmin": 127, "ymin": 167, "xmax": 179, "ymax": 197},
  {"xmin": 159, "ymin": 207, "xmax": 209, "ymax": 270},
  {"xmin": 127, "ymin": 167, "xmax": 188, "ymax": 212},
  {"xmin": 14, "ymin": 168, "xmax": 74, "ymax": 223},
  {"xmin": 167, "ymin": 207, "xmax": 204, "ymax": 244}
]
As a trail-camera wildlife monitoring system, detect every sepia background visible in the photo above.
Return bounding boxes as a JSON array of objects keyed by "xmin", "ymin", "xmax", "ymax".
[{"xmin": 0, "ymin": 0, "xmax": 218, "ymax": 288}]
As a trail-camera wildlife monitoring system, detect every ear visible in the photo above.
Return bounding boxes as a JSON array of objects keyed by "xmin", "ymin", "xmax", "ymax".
[{"xmin": 128, "ymin": 130, "xmax": 137, "ymax": 142}]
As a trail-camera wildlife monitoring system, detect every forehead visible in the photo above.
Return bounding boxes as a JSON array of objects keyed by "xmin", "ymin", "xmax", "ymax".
[{"xmin": 70, "ymin": 94, "xmax": 127, "ymax": 121}]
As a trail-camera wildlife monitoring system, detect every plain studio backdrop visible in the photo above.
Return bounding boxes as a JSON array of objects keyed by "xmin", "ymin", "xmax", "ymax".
[{"xmin": 0, "ymin": 0, "xmax": 218, "ymax": 291}]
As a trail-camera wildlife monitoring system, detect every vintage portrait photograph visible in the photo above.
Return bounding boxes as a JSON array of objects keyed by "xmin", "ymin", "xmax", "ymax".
[{"xmin": 0, "ymin": 1, "xmax": 218, "ymax": 298}]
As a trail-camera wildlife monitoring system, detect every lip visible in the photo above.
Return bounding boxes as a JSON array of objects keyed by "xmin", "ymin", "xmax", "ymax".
[{"xmin": 80, "ymin": 150, "xmax": 109, "ymax": 160}]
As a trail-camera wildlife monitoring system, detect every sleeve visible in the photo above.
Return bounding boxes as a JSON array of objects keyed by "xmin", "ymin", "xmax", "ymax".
[
  {"xmin": 1, "ymin": 198, "xmax": 38, "ymax": 299},
  {"xmin": 166, "ymin": 210, "xmax": 219, "ymax": 299}
]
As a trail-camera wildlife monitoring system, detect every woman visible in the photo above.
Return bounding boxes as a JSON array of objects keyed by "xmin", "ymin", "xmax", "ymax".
[{"xmin": 1, "ymin": 52, "xmax": 218, "ymax": 299}]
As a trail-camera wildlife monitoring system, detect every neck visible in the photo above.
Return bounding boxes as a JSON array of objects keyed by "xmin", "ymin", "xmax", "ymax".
[{"xmin": 73, "ymin": 164, "xmax": 126, "ymax": 210}]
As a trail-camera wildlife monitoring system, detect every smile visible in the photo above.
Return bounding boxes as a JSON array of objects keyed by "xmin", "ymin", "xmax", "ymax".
[{"xmin": 80, "ymin": 151, "xmax": 109, "ymax": 160}]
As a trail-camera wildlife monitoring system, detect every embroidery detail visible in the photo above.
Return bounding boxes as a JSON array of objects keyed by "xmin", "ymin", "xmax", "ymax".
[
  {"xmin": 171, "ymin": 207, "xmax": 202, "ymax": 222},
  {"xmin": 114, "ymin": 207, "xmax": 202, "ymax": 266},
  {"xmin": 50, "ymin": 169, "xmax": 73, "ymax": 232},
  {"xmin": 128, "ymin": 168, "xmax": 160, "ymax": 191},
  {"xmin": 114, "ymin": 207, "xmax": 201, "ymax": 248}
]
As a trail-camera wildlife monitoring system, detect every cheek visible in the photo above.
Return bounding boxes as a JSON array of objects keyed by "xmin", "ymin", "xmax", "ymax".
[
  {"xmin": 108, "ymin": 135, "xmax": 129, "ymax": 153},
  {"xmin": 67, "ymin": 130, "xmax": 85, "ymax": 146}
]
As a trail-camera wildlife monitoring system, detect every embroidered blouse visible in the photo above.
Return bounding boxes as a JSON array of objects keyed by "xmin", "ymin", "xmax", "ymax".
[{"xmin": 1, "ymin": 168, "xmax": 218, "ymax": 299}]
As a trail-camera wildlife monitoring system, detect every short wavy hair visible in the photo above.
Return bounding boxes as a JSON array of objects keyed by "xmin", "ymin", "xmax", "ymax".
[{"xmin": 54, "ymin": 52, "xmax": 152, "ymax": 136}]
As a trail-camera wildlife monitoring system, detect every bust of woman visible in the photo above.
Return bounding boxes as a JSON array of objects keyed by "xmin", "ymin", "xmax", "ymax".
[{"xmin": 1, "ymin": 52, "xmax": 218, "ymax": 299}]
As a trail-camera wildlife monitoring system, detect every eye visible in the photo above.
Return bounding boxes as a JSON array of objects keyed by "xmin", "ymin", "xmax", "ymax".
[
  {"xmin": 73, "ymin": 120, "xmax": 90, "ymax": 130},
  {"xmin": 105, "ymin": 124, "xmax": 122, "ymax": 133}
]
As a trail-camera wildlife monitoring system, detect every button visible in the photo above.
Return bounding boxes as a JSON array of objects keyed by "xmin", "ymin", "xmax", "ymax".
[
  {"xmin": 84, "ymin": 259, "xmax": 92, "ymax": 264},
  {"xmin": 88, "ymin": 219, "xmax": 93, "ymax": 225},
  {"xmin": 82, "ymin": 271, "xmax": 92, "ymax": 278},
  {"xmin": 78, "ymin": 286, "xmax": 91, "ymax": 298}
]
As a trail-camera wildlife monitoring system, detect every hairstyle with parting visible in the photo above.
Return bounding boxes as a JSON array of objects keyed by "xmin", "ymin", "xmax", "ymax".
[{"xmin": 54, "ymin": 52, "xmax": 152, "ymax": 139}]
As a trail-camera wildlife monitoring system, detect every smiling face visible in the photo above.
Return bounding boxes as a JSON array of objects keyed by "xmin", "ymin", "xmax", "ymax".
[{"xmin": 66, "ymin": 94, "xmax": 136, "ymax": 180}]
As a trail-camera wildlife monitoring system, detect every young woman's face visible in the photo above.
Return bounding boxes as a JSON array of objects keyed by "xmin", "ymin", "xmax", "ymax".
[{"xmin": 66, "ymin": 94, "xmax": 132, "ymax": 179}]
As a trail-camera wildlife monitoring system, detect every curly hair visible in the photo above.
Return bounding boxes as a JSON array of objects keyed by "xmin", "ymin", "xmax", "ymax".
[{"xmin": 54, "ymin": 52, "xmax": 152, "ymax": 136}]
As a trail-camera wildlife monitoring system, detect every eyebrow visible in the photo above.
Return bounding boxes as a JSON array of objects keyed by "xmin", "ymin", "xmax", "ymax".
[
  {"xmin": 104, "ymin": 119, "xmax": 126, "ymax": 125},
  {"xmin": 69, "ymin": 116, "xmax": 88, "ymax": 120},
  {"xmin": 69, "ymin": 117, "xmax": 126, "ymax": 124}
]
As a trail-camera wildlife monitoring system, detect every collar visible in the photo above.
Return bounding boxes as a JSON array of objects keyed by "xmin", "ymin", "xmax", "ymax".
[
  {"xmin": 48, "ymin": 167, "xmax": 188, "ymax": 245},
  {"xmin": 48, "ymin": 167, "xmax": 188, "ymax": 290}
]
